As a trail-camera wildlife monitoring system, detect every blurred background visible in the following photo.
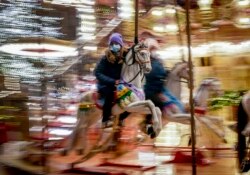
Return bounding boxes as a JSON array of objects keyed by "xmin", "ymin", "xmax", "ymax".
[{"xmin": 0, "ymin": 0, "xmax": 249, "ymax": 174}]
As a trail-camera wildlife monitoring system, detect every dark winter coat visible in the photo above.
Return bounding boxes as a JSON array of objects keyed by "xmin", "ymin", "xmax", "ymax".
[
  {"xmin": 144, "ymin": 57, "xmax": 169, "ymax": 96},
  {"xmin": 94, "ymin": 48, "xmax": 128, "ymax": 95}
]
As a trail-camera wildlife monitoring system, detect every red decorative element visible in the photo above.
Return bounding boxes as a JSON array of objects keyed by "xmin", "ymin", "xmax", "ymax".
[
  {"xmin": 29, "ymin": 133, "xmax": 50, "ymax": 141},
  {"xmin": 22, "ymin": 48, "xmax": 57, "ymax": 53},
  {"xmin": 92, "ymin": 91, "xmax": 103, "ymax": 109},
  {"xmin": 194, "ymin": 107, "xmax": 206, "ymax": 115},
  {"xmin": 63, "ymin": 167, "xmax": 128, "ymax": 175},
  {"xmin": 166, "ymin": 149, "xmax": 214, "ymax": 166}
]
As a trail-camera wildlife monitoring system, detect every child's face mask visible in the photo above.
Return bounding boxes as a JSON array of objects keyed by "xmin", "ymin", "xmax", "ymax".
[{"xmin": 110, "ymin": 44, "xmax": 121, "ymax": 53}]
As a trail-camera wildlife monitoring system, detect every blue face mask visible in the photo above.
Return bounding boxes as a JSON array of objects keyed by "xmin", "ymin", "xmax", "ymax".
[{"xmin": 110, "ymin": 44, "xmax": 121, "ymax": 53}]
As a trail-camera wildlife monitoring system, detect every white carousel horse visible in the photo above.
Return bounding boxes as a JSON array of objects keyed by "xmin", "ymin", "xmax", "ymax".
[
  {"xmin": 67, "ymin": 42, "xmax": 162, "ymax": 153},
  {"xmin": 162, "ymin": 65, "xmax": 226, "ymax": 140}
]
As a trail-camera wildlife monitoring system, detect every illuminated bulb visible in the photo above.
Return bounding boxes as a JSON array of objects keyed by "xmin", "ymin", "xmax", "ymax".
[
  {"xmin": 198, "ymin": 0, "xmax": 213, "ymax": 10},
  {"xmin": 79, "ymin": 14, "xmax": 95, "ymax": 20},
  {"xmin": 238, "ymin": 17, "xmax": 250, "ymax": 24},
  {"xmin": 153, "ymin": 25, "xmax": 165, "ymax": 32},
  {"xmin": 151, "ymin": 10, "xmax": 164, "ymax": 16},
  {"xmin": 83, "ymin": 45, "xmax": 97, "ymax": 51},
  {"xmin": 237, "ymin": 0, "xmax": 250, "ymax": 6},
  {"xmin": 165, "ymin": 8, "xmax": 176, "ymax": 14},
  {"xmin": 165, "ymin": 24, "xmax": 178, "ymax": 32},
  {"xmin": 80, "ymin": 26, "xmax": 96, "ymax": 32}
]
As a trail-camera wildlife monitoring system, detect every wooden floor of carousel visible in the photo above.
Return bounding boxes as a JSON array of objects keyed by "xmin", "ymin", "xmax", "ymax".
[
  {"xmin": 37, "ymin": 111, "xmax": 245, "ymax": 175},
  {"xmin": 0, "ymin": 110, "xmax": 241, "ymax": 175}
]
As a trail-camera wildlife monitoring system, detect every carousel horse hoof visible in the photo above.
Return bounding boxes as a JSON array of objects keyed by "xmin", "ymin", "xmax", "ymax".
[
  {"xmin": 169, "ymin": 149, "xmax": 213, "ymax": 166},
  {"xmin": 147, "ymin": 125, "xmax": 156, "ymax": 139}
]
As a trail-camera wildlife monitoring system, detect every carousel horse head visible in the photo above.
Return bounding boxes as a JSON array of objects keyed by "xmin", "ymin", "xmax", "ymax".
[
  {"xmin": 199, "ymin": 78, "xmax": 222, "ymax": 97},
  {"xmin": 194, "ymin": 77, "xmax": 223, "ymax": 107},
  {"xmin": 124, "ymin": 42, "xmax": 151, "ymax": 74},
  {"xmin": 171, "ymin": 61, "xmax": 190, "ymax": 81}
]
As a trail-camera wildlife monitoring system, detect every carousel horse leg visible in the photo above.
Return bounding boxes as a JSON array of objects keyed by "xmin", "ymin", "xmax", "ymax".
[
  {"xmin": 197, "ymin": 116, "xmax": 226, "ymax": 143},
  {"xmin": 164, "ymin": 110, "xmax": 226, "ymax": 143},
  {"xmin": 164, "ymin": 113, "xmax": 192, "ymax": 125},
  {"xmin": 125, "ymin": 100, "xmax": 162, "ymax": 138},
  {"xmin": 60, "ymin": 108, "xmax": 89, "ymax": 155}
]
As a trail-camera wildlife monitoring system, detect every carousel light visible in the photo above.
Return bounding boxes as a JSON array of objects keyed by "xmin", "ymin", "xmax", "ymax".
[
  {"xmin": 165, "ymin": 8, "xmax": 176, "ymax": 14},
  {"xmin": 197, "ymin": 0, "xmax": 214, "ymax": 29},
  {"xmin": 153, "ymin": 25, "xmax": 165, "ymax": 32},
  {"xmin": 118, "ymin": 0, "xmax": 134, "ymax": 20},
  {"xmin": 165, "ymin": 24, "xmax": 178, "ymax": 32},
  {"xmin": 118, "ymin": 12, "xmax": 133, "ymax": 19},
  {"xmin": 79, "ymin": 26, "xmax": 96, "ymax": 32},
  {"xmin": 76, "ymin": 1, "xmax": 97, "ymax": 43},
  {"xmin": 238, "ymin": 17, "xmax": 250, "ymax": 25},
  {"xmin": 83, "ymin": 45, "xmax": 97, "ymax": 51},
  {"xmin": 78, "ymin": 35, "xmax": 96, "ymax": 40},
  {"xmin": 79, "ymin": 14, "xmax": 96, "ymax": 20},
  {"xmin": 0, "ymin": 43, "xmax": 78, "ymax": 57},
  {"xmin": 237, "ymin": 0, "xmax": 250, "ymax": 6},
  {"xmin": 151, "ymin": 9, "xmax": 164, "ymax": 16},
  {"xmin": 78, "ymin": 7, "xmax": 94, "ymax": 13},
  {"xmin": 197, "ymin": 0, "xmax": 214, "ymax": 10},
  {"xmin": 81, "ymin": 21, "xmax": 96, "ymax": 26},
  {"xmin": 57, "ymin": 116, "xmax": 77, "ymax": 124},
  {"xmin": 80, "ymin": 0, "xmax": 95, "ymax": 5},
  {"xmin": 49, "ymin": 128, "xmax": 72, "ymax": 136}
]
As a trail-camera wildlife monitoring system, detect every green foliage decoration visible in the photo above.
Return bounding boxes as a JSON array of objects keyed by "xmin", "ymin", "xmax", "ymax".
[{"xmin": 208, "ymin": 90, "xmax": 247, "ymax": 111}]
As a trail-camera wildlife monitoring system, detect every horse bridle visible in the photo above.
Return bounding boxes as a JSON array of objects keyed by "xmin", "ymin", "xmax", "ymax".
[{"xmin": 124, "ymin": 44, "xmax": 149, "ymax": 84}]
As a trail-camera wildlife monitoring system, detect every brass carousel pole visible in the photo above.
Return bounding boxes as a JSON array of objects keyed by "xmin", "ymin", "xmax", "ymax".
[
  {"xmin": 184, "ymin": 0, "xmax": 196, "ymax": 174},
  {"xmin": 134, "ymin": 0, "xmax": 139, "ymax": 44}
]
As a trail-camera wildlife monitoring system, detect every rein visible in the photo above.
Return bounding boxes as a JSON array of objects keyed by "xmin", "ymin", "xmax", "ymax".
[
  {"xmin": 126, "ymin": 68, "xmax": 143, "ymax": 84},
  {"xmin": 123, "ymin": 45, "xmax": 145, "ymax": 84}
]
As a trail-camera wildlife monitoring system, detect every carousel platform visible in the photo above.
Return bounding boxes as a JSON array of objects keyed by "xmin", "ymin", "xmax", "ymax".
[{"xmin": 0, "ymin": 121, "xmax": 242, "ymax": 175}]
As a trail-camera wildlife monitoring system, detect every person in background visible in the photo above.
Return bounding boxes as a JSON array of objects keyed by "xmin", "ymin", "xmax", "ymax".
[
  {"xmin": 94, "ymin": 33, "xmax": 129, "ymax": 128},
  {"xmin": 143, "ymin": 38, "xmax": 185, "ymax": 134}
]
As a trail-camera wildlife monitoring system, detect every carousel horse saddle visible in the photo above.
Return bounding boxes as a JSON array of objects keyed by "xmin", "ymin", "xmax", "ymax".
[{"xmin": 94, "ymin": 83, "xmax": 145, "ymax": 110}]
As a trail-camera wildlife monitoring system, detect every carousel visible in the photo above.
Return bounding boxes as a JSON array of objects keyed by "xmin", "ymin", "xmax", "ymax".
[{"xmin": 0, "ymin": 0, "xmax": 249, "ymax": 175}]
